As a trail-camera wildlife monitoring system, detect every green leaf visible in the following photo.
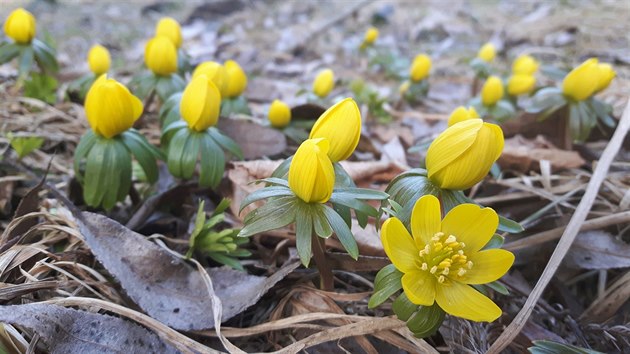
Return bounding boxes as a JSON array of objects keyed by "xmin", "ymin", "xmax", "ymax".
[
  {"xmin": 312, "ymin": 207, "xmax": 333, "ymax": 238},
  {"xmin": 322, "ymin": 205, "xmax": 358, "ymax": 259},
  {"xmin": 111, "ymin": 140, "xmax": 132, "ymax": 206},
  {"xmin": 212, "ymin": 198, "xmax": 232, "ymax": 216},
  {"xmin": 155, "ymin": 74, "xmax": 185, "ymax": 101},
  {"xmin": 385, "ymin": 171, "xmax": 438, "ymax": 225},
  {"xmin": 329, "ymin": 194, "xmax": 379, "ymax": 217},
  {"xmin": 258, "ymin": 177, "xmax": 289, "ymax": 187},
  {"xmin": 8, "ymin": 134, "xmax": 44, "ymax": 158},
  {"xmin": 166, "ymin": 127, "xmax": 192, "ymax": 179},
  {"xmin": 32, "ymin": 38, "xmax": 59, "ymax": 74},
  {"xmin": 588, "ymin": 98, "xmax": 615, "ymax": 128},
  {"xmin": 282, "ymin": 126, "xmax": 309, "ymax": 144},
  {"xmin": 23, "ymin": 72, "xmax": 57, "ymax": 104},
  {"xmin": 333, "ymin": 163, "xmax": 355, "ymax": 188},
  {"xmin": 0, "ymin": 42, "xmax": 20, "ymax": 64},
  {"xmin": 208, "ymin": 127, "xmax": 243, "ymax": 160},
  {"xmin": 528, "ymin": 340, "xmax": 603, "ymax": 354},
  {"xmin": 120, "ymin": 130, "xmax": 160, "ymax": 184},
  {"xmin": 406, "ymin": 303, "xmax": 445, "ymax": 338},
  {"xmin": 239, "ymin": 185, "xmax": 293, "ymax": 213},
  {"xmin": 368, "ymin": 264, "xmax": 403, "ymax": 309},
  {"xmin": 198, "ymin": 132, "xmax": 225, "ymax": 188},
  {"xmin": 207, "ymin": 253, "xmax": 244, "ymax": 271},
  {"xmin": 333, "ymin": 187, "xmax": 389, "ymax": 200},
  {"xmin": 159, "ymin": 92, "xmax": 183, "ymax": 127},
  {"xmin": 238, "ymin": 196, "xmax": 298, "ymax": 237},
  {"xmin": 181, "ymin": 131, "xmax": 201, "ymax": 179},
  {"xmin": 73, "ymin": 130, "xmax": 97, "ymax": 183},
  {"xmin": 527, "ymin": 87, "xmax": 566, "ymax": 115},
  {"xmin": 392, "ymin": 292, "xmax": 417, "ymax": 322},
  {"xmin": 486, "ymin": 280, "xmax": 509, "ymax": 295},
  {"xmin": 18, "ymin": 45, "xmax": 34, "ymax": 79},
  {"xmin": 295, "ymin": 202, "xmax": 314, "ymax": 266},
  {"xmin": 483, "ymin": 234, "xmax": 505, "ymax": 250},
  {"xmin": 83, "ymin": 138, "xmax": 111, "ymax": 207},
  {"xmin": 161, "ymin": 120, "xmax": 188, "ymax": 146},
  {"xmin": 186, "ymin": 200, "xmax": 207, "ymax": 258},
  {"xmin": 271, "ymin": 157, "xmax": 291, "ymax": 179}
]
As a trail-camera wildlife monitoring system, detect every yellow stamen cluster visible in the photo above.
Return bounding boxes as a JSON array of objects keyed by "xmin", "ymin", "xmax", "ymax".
[{"xmin": 418, "ymin": 232, "xmax": 473, "ymax": 284}]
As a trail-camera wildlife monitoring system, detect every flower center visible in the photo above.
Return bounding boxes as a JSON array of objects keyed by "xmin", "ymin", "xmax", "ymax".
[{"xmin": 418, "ymin": 232, "xmax": 473, "ymax": 284}]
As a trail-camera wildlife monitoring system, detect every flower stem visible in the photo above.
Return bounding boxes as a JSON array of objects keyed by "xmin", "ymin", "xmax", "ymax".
[{"xmin": 311, "ymin": 235, "xmax": 334, "ymax": 291}]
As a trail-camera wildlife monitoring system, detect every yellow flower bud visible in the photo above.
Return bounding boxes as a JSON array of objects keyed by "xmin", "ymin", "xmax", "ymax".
[
  {"xmin": 193, "ymin": 61, "xmax": 228, "ymax": 96},
  {"xmin": 87, "ymin": 44, "xmax": 111, "ymax": 75},
  {"xmin": 363, "ymin": 27, "xmax": 379, "ymax": 45},
  {"xmin": 562, "ymin": 58, "xmax": 600, "ymax": 101},
  {"xmin": 399, "ymin": 80, "xmax": 411, "ymax": 95},
  {"xmin": 288, "ymin": 138, "xmax": 335, "ymax": 203},
  {"xmin": 84, "ymin": 75, "xmax": 143, "ymax": 139},
  {"xmin": 144, "ymin": 36, "xmax": 178, "ymax": 76},
  {"xmin": 155, "ymin": 17, "xmax": 182, "ymax": 48},
  {"xmin": 594, "ymin": 63, "xmax": 615, "ymax": 93},
  {"xmin": 223, "ymin": 60, "xmax": 247, "ymax": 98},
  {"xmin": 3, "ymin": 8, "xmax": 36, "ymax": 44},
  {"xmin": 477, "ymin": 42, "xmax": 496, "ymax": 62},
  {"xmin": 426, "ymin": 119, "xmax": 504, "ymax": 190},
  {"xmin": 410, "ymin": 54, "xmax": 431, "ymax": 82},
  {"xmin": 481, "ymin": 75, "xmax": 504, "ymax": 106},
  {"xmin": 507, "ymin": 74, "xmax": 536, "ymax": 96},
  {"xmin": 447, "ymin": 106, "xmax": 479, "ymax": 127},
  {"xmin": 312, "ymin": 69, "xmax": 334, "ymax": 98},
  {"xmin": 180, "ymin": 74, "xmax": 221, "ymax": 131},
  {"xmin": 309, "ymin": 98, "xmax": 361, "ymax": 162},
  {"xmin": 512, "ymin": 54, "xmax": 539, "ymax": 75},
  {"xmin": 268, "ymin": 99, "xmax": 291, "ymax": 128}
]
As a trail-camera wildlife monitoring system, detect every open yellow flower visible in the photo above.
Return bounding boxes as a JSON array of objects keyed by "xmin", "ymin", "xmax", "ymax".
[
  {"xmin": 312, "ymin": 69, "xmax": 334, "ymax": 98},
  {"xmin": 507, "ymin": 74, "xmax": 536, "ymax": 96},
  {"xmin": 180, "ymin": 74, "xmax": 221, "ymax": 131},
  {"xmin": 144, "ymin": 36, "xmax": 177, "ymax": 76},
  {"xmin": 410, "ymin": 54, "xmax": 431, "ymax": 82},
  {"xmin": 363, "ymin": 27, "xmax": 379, "ymax": 46},
  {"xmin": 224, "ymin": 60, "xmax": 247, "ymax": 98},
  {"xmin": 381, "ymin": 195, "xmax": 514, "ymax": 322},
  {"xmin": 155, "ymin": 17, "xmax": 182, "ymax": 48},
  {"xmin": 87, "ymin": 44, "xmax": 111, "ymax": 75},
  {"xmin": 426, "ymin": 119, "xmax": 504, "ymax": 190},
  {"xmin": 477, "ymin": 42, "xmax": 496, "ymax": 62},
  {"xmin": 594, "ymin": 63, "xmax": 615, "ymax": 94},
  {"xmin": 309, "ymin": 97, "xmax": 361, "ymax": 162},
  {"xmin": 268, "ymin": 99, "xmax": 291, "ymax": 128},
  {"xmin": 84, "ymin": 75, "xmax": 143, "ymax": 139},
  {"xmin": 193, "ymin": 61, "xmax": 228, "ymax": 96},
  {"xmin": 3, "ymin": 8, "xmax": 36, "ymax": 44},
  {"xmin": 481, "ymin": 75, "xmax": 504, "ymax": 106},
  {"xmin": 512, "ymin": 54, "xmax": 539, "ymax": 75},
  {"xmin": 562, "ymin": 58, "xmax": 599, "ymax": 101},
  {"xmin": 447, "ymin": 106, "xmax": 478, "ymax": 127},
  {"xmin": 288, "ymin": 138, "xmax": 335, "ymax": 203}
]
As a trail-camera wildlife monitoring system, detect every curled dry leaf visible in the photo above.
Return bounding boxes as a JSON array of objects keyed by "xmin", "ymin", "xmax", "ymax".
[
  {"xmin": 75, "ymin": 211, "xmax": 297, "ymax": 331},
  {"xmin": 498, "ymin": 134, "xmax": 585, "ymax": 173},
  {"xmin": 564, "ymin": 230, "xmax": 630, "ymax": 270},
  {"xmin": 228, "ymin": 160, "xmax": 283, "ymax": 218},
  {"xmin": 0, "ymin": 303, "xmax": 179, "ymax": 354}
]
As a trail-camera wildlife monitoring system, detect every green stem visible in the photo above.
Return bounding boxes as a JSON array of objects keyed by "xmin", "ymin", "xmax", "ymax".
[{"xmin": 311, "ymin": 235, "xmax": 334, "ymax": 291}]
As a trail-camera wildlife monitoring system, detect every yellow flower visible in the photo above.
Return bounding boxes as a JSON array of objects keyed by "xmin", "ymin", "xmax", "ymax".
[
  {"xmin": 288, "ymin": 138, "xmax": 335, "ymax": 203},
  {"xmin": 512, "ymin": 54, "xmax": 539, "ymax": 75},
  {"xmin": 426, "ymin": 119, "xmax": 504, "ymax": 190},
  {"xmin": 481, "ymin": 75, "xmax": 504, "ymax": 106},
  {"xmin": 562, "ymin": 58, "xmax": 600, "ymax": 101},
  {"xmin": 447, "ymin": 106, "xmax": 479, "ymax": 127},
  {"xmin": 3, "ymin": 8, "xmax": 36, "ymax": 44},
  {"xmin": 87, "ymin": 44, "xmax": 111, "ymax": 75},
  {"xmin": 399, "ymin": 80, "xmax": 411, "ymax": 95},
  {"xmin": 84, "ymin": 75, "xmax": 143, "ymax": 139},
  {"xmin": 268, "ymin": 99, "xmax": 291, "ymax": 128},
  {"xmin": 193, "ymin": 61, "xmax": 228, "ymax": 96},
  {"xmin": 507, "ymin": 74, "xmax": 536, "ymax": 96},
  {"xmin": 381, "ymin": 195, "xmax": 514, "ymax": 322},
  {"xmin": 309, "ymin": 98, "xmax": 361, "ymax": 162},
  {"xmin": 155, "ymin": 17, "xmax": 182, "ymax": 48},
  {"xmin": 363, "ymin": 27, "xmax": 379, "ymax": 46},
  {"xmin": 594, "ymin": 63, "xmax": 615, "ymax": 93},
  {"xmin": 312, "ymin": 69, "xmax": 334, "ymax": 98},
  {"xmin": 410, "ymin": 54, "xmax": 431, "ymax": 82},
  {"xmin": 477, "ymin": 42, "xmax": 496, "ymax": 62},
  {"xmin": 223, "ymin": 60, "xmax": 247, "ymax": 98},
  {"xmin": 180, "ymin": 74, "xmax": 221, "ymax": 131},
  {"xmin": 144, "ymin": 36, "xmax": 177, "ymax": 76}
]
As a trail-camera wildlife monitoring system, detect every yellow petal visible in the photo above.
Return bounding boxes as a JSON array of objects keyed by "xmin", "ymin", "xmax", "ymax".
[
  {"xmin": 594, "ymin": 63, "xmax": 616, "ymax": 93},
  {"xmin": 426, "ymin": 118, "xmax": 483, "ymax": 178},
  {"xmin": 562, "ymin": 58, "xmax": 599, "ymax": 101},
  {"xmin": 512, "ymin": 54, "xmax": 539, "ymax": 75},
  {"xmin": 224, "ymin": 60, "xmax": 247, "ymax": 98},
  {"xmin": 288, "ymin": 138, "xmax": 334, "ymax": 203},
  {"xmin": 402, "ymin": 271, "xmax": 437, "ymax": 306},
  {"xmin": 477, "ymin": 42, "xmax": 496, "ymax": 62},
  {"xmin": 507, "ymin": 74, "xmax": 536, "ymax": 96},
  {"xmin": 180, "ymin": 74, "xmax": 221, "ymax": 131},
  {"xmin": 380, "ymin": 217, "xmax": 419, "ymax": 274},
  {"xmin": 447, "ymin": 106, "xmax": 478, "ymax": 127},
  {"xmin": 268, "ymin": 99, "xmax": 291, "ymax": 128},
  {"xmin": 363, "ymin": 27, "xmax": 379, "ymax": 45},
  {"xmin": 84, "ymin": 75, "xmax": 141, "ymax": 139},
  {"xmin": 309, "ymin": 97, "xmax": 361, "ymax": 162},
  {"xmin": 464, "ymin": 249, "xmax": 514, "ymax": 284},
  {"xmin": 481, "ymin": 75, "xmax": 504, "ymax": 106},
  {"xmin": 435, "ymin": 281, "xmax": 502, "ymax": 322},
  {"xmin": 155, "ymin": 17, "xmax": 182, "ymax": 48},
  {"xmin": 441, "ymin": 203, "xmax": 498, "ymax": 253},
  {"xmin": 312, "ymin": 69, "xmax": 334, "ymax": 98},
  {"xmin": 3, "ymin": 8, "xmax": 36, "ymax": 44},
  {"xmin": 410, "ymin": 54, "xmax": 431, "ymax": 82},
  {"xmin": 87, "ymin": 44, "xmax": 111, "ymax": 75},
  {"xmin": 193, "ymin": 61, "xmax": 228, "ymax": 96},
  {"xmin": 410, "ymin": 195, "xmax": 441, "ymax": 249},
  {"xmin": 144, "ymin": 36, "xmax": 178, "ymax": 76}
]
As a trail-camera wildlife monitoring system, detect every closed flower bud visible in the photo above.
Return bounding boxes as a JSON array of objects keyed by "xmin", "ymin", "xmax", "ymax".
[
  {"xmin": 223, "ymin": 60, "xmax": 247, "ymax": 98},
  {"xmin": 594, "ymin": 63, "xmax": 615, "ymax": 93},
  {"xmin": 477, "ymin": 42, "xmax": 496, "ymax": 62},
  {"xmin": 312, "ymin": 69, "xmax": 334, "ymax": 98},
  {"xmin": 481, "ymin": 75, "xmax": 504, "ymax": 106},
  {"xmin": 512, "ymin": 54, "xmax": 539, "ymax": 75},
  {"xmin": 155, "ymin": 17, "xmax": 182, "ymax": 48},
  {"xmin": 268, "ymin": 99, "xmax": 291, "ymax": 128},
  {"xmin": 447, "ymin": 106, "xmax": 479, "ymax": 127},
  {"xmin": 144, "ymin": 36, "xmax": 177, "ymax": 76},
  {"xmin": 84, "ymin": 75, "xmax": 143, "ymax": 139},
  {"xmin": 562, "ymin": 58, "xmax": 600, "ymax": 101},
  {"xmin": 410, "ymin": 54, "xmax": 431, "ymax": 82},
  {"xmin": 87, "ymin": 44, "xmax": 111, "ymax": 75},
  {"xmin": 426, "ymin": 119, "xmax": 504, "ymax": 190},
  {"xmin": 289, "ymin": 138, "xmax": 335, "ymax": 203},
  {"xmin": 193, "ymin": 61, "xmax": 228, "ymax": 96},
  {"xmin": 309, "ymin": 97, "xmax": 361, "ymax": 162},
  {"xmin": 399, "ymin": 80, "xmax": 411, "ymax": 95},
  {"xmin": 180, "ymin": 74, "xmax": 221, "ymax": 131},
  {"xmin": 3, "ymin": 8, "xmax": 36, "ymax": 44},
  {"xmin": 507, "ymin": 74, "xmax": 536, "ymax": 96},
  {"xmin": 363, "ymin": 27, "xmax": 379, "ymax": 45}
]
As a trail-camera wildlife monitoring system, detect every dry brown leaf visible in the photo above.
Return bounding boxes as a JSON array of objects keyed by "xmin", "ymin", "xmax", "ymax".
[
  {"xmin": 498, "ymin": 134, "xmax": 585, "ymax": 172},
  {"xmin": 218, "ymin": 118, "xmax": 287, "ymax": 159},
  {"xmin": 564, "ymin": 231, "xmax": 630, "ymax": 270},
  {"xmin": 351, "ymin": 219, "xmax": 385, "ymax": 257},
  {"xmin": 227, "ymin": 160, "xmax": 283, "ymax": 218}
]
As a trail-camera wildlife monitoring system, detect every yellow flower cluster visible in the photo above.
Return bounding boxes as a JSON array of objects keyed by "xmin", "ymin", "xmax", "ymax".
[
  {"xmin": 507, "ymin": 54, "xmax": 539, "ymax": 96},
  {"xmin": 562, "ymin": 58, "xmax": 616, "ymax": 101}
]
